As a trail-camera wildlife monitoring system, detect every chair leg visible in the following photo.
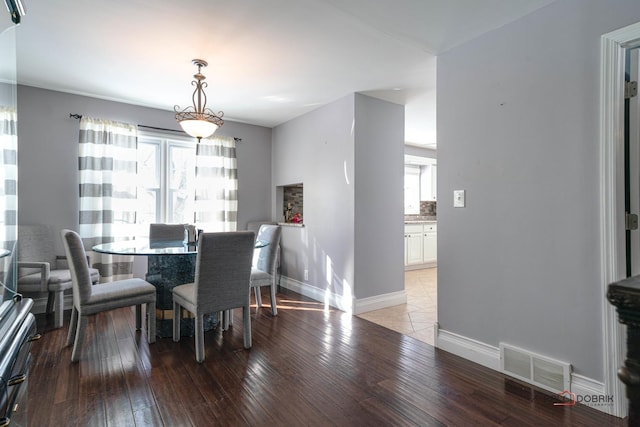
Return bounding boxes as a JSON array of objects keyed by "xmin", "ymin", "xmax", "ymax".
[
  {"xmin": 254, "ymin": 286, "xmax": 262, "ymax": 308},
  {"xmin": 135, "ymin": 304, "xmax": 142, "ymax": 330},
  {"xmin": 222, "ymin": 310, "xmax": 230, "ymax": 330},
  {"xmin": 173, "ymin": 302, "xmax": 181, "ymax": 342},
  {"xmin": 195, "ymin": 314, "xmax": 205, "ymax": 363},
  {"xmin": 53, "ymin": 290, "xmax": 65, "ymax": 328},
  {"xmin": 71, "ymin": 315, "xmax": 87, "ymax": 362},
  {"xmin": 270, "ymin": 283, "xmax": 278, "ymax": 316},
  {"xmin": 147, "ymin": 301, "xmax": 156, "ymax": 344},
  {"xmin": 243, "ymin": 305, "xmax": 252, "ymax": 349},
  {"xmin": 46, "ymin": 292, "xmax": 54, "ymax": 315},
  {"xmin": 66, "ymin": 306, "xmax": 78, "ymax": 346}
]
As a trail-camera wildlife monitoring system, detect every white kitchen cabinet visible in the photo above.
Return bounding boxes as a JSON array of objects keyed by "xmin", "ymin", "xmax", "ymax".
[
  {"xmin": 404, "ymin": 224, "xmax": 423, "ymax": 265},
  {"xmin": 404, "ymin": 222, "xmax": 437, "ymax": 268},
  {"xmin": 423, "ymin": 223, "xmax": 437, "ymax": 263}
]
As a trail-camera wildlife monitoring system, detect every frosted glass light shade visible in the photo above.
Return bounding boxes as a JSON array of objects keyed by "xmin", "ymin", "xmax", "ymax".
[{"xmin": 179, "ymin": 119, "xmax": 219, "ymax": 139}]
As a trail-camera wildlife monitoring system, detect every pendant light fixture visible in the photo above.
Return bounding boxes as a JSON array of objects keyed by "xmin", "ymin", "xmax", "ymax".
[{"xmin": 174, "ymin": 59, "xmax": 224, "ymax": 142}]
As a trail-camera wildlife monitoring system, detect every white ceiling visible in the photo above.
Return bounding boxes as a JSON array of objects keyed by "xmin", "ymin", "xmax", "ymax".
[{"xmin": 13, "ymin": 0, "xmax": 556, "ymax": 148}]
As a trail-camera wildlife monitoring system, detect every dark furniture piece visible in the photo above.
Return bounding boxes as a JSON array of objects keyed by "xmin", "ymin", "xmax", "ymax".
[
  {"xmin": 608, "ymin": 274, "xmax": 640, "ymax": 424},
  {"xmin": 0, "ymin": 297, "xmax": 38, "ymax": 426}
]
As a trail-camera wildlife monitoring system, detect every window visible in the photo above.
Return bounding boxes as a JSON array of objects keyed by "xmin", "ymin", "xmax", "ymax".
[
  {"xmin": 137, "ymin": 132, "xmax": 197, "ymax": 232},
  {"xmin": 404, "ymin": 156, "xmax": 437, "ymax": 215},
  {"xmin": 404, "ymin": 165, "xmax": 421, "ymax": 214}
]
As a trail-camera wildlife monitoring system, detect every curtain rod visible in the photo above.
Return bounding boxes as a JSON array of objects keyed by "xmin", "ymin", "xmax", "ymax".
[{"xmin": 69, "ymin": 113, "xmax": 242, "ymax": 142}]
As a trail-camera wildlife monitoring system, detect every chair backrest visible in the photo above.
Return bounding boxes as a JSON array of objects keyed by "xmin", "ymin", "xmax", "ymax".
[
  {"xmin": 246, "ymin": 221, "xmax": 277, "ymax": 234},
  {"xmin": 149, "ymin": 223, "xmax": 185, "ymax": 242},
  {"xmin": 254, "ymin": 224, "xmax": 281, "ymax": 274},
  {"xmin": 194, "ymin": 231, "xmax": 255, "ymax": 312},
  {"xmin": 17, "ymin": 225, "xmax": 57, "ymax": 276},
  {"xmin": 60, "ymin": 229, "xmax": 93, "ymax": 307}
]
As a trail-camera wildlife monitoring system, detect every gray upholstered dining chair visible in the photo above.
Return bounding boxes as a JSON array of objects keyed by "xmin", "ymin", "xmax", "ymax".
[
  {"xmin": 149, "ymin": 223, "xmax": 185, "ymax": 242},
  {"xmin": 61, "ymin": 229, "xmax": 157, "ymax": 362},
  {"xmin": 172, "ymin": 231, "xmax": 255, "ymax": 363},
  {"xmin": 246, "ymin": 221, "xmax": 277, "ymax": 234},
  {"xmin": 17, "ymin": 224, "xmax": 100, "ymax": 328},
  {"xmin": 250, "ymin": 224, "xmax": 282, "ymax": 316}
]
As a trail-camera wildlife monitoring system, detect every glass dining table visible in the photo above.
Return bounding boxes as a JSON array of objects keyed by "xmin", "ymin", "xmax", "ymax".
[{"xmin": 93, "ymin": 238, "xmax": 267, "ymax": 338}]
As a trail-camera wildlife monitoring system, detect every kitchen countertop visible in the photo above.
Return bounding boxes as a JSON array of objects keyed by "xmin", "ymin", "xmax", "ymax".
[{"xmin": 404, "ymin": 219, "xmax": 437, "ymax": 224}]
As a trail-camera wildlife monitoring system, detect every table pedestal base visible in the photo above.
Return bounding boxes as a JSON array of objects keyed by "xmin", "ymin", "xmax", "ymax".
[
  {"xmin": 146, "ymin": 254, "xmax": 217, "ymax": 337},
  {"xmin": 155, "ymin": 308, "xmax": 217, "ymax": 338}
]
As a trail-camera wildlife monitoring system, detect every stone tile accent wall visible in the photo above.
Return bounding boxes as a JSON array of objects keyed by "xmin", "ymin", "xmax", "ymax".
[{"xmin": 283, "ymin": 184, "xmax": 303, "ymax": 222}]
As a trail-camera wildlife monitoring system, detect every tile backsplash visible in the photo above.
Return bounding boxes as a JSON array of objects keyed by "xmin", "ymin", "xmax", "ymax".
[
  {"xmin": 405, "ymin": 201, "xmax": 437, "ymax": 221},
  {"xmin": 421, "ymin": 201, "xmax": 436, "ymax": 217}
]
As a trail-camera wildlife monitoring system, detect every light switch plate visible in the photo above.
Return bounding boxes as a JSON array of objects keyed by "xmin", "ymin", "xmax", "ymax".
[{"xmin": 453, "ymin": 190, "xmax": 466, "ymax": 208}]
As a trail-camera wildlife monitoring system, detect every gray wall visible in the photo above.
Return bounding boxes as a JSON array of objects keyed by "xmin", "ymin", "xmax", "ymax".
[
  {"xmin": 437, "ymin": 0, "xmax": 640, "ymax": 381},
  {"xmin": 354, "ymin": 94, "xmax": 404, "ymax": 299},
  {"xmin": 272, "ymin": 94, "xmax": 356, "ymax": 296},
  {"xmin": 17, "ymin": 85, "xmax": 272, "ymax": 254},
  {"xmin": 272, "ymin": 93, "xmax": 403, "ymax": 303}
]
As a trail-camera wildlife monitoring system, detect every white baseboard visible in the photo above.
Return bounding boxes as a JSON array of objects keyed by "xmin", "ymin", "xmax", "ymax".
[
  {"xmin": 279, "ymin": 275, "xmax": 407, "ymax": 315},
  {"xmin": 352, "ymin": 290, "xmax": 407, "ymax": 315},
  {"xmin": 571, "ymin": 374, "xmax": 615, "ymax": 415},
  {"xmin": 572, "ymin": 374, "xmax": 605, "ymax": 396},
  {"xmin": 434, "ymin": 324, "xmax": 614, "ymax": 415},
  {"xmin": 279, "ymin": 276, "xmax": 348, "ymax": 311},
  {"xmin": 434, "ymin": 324, "xmax": 501, "ymax": 371},
  {"xmin": 405, "ymin": 261, "xmax": 437, "ymax": 271}
]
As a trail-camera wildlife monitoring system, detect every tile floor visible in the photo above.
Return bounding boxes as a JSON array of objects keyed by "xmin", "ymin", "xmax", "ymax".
[{"xmin": 357, "ymin": 267, "xmax": 437, "ymax": 346}]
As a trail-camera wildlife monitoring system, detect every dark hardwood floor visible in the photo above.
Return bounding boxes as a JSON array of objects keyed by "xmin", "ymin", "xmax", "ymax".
[{"xmin": 28, "ymin": 288, "xmax": 624, "ymax": 426}]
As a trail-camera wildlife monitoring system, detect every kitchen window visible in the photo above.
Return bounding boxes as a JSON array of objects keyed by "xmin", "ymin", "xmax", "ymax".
[{"xmin": 404, "ymin": 165, "xmax": 421, "ymax": 214}]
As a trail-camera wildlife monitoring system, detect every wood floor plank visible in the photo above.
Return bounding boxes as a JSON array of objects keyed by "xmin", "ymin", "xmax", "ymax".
[
  {"xmin": 132, "ymin": 405, "xmax": 164, "ymax": 427},
  {"xmin": 27, "ymin": 287, "xmax": 626, "ymax": 426}
]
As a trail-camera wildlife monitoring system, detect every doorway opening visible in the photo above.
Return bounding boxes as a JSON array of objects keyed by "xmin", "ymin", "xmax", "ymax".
[{"xmin": 600, "ymin": 21, "xmax": 640, "ymax": 419}]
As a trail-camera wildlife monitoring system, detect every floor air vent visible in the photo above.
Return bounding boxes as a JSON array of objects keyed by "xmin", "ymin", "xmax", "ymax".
[{"xmin": 500, "ymin": 343, "xmax": 571, "ymax": 393}]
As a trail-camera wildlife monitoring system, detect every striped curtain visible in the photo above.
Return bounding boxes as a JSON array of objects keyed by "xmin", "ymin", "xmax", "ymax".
[
  {"xmin": 78, "ymin": 117, "xmax": 138, "ymax": 280},
  {"xmin": 0, "ymin": 107, "xmax": 17, "ymax": 249},
  {"xmin": 194, "ymin": 135, "xmax": 238, "ymax": 232},
  {"xmin": 0, "ymin": 107, "xmax": 17, "ymax": 296}
]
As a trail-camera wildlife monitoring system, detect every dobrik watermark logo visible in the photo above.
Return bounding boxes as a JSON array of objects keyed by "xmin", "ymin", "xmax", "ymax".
[{"xmin": 553, "ymin": 390, "xmax": 614, "ymax": 407}]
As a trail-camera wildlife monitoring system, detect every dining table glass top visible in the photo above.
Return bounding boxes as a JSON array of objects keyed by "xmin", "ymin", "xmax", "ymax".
[{"xmin": 92, "ymin": 238, "xmax": 267, "ymax": 256}]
